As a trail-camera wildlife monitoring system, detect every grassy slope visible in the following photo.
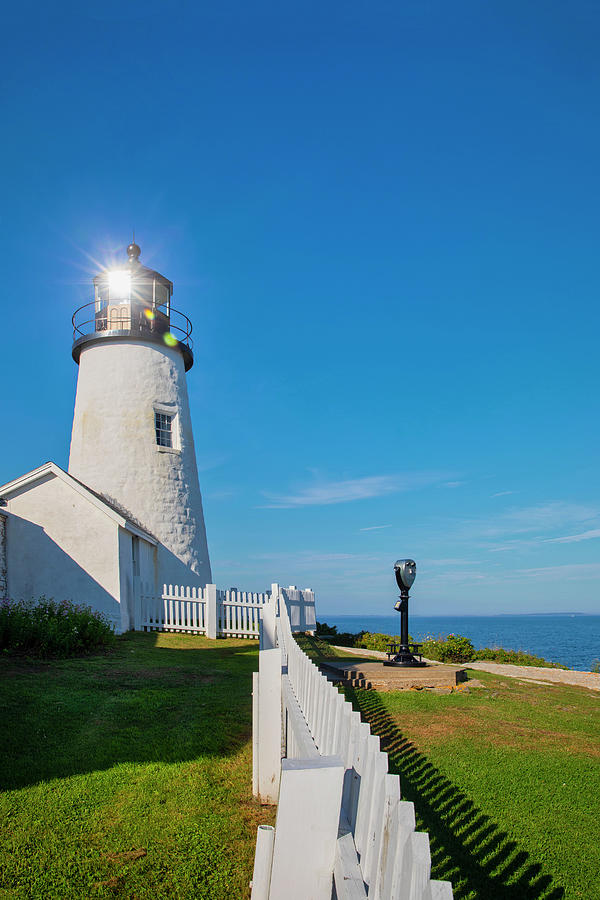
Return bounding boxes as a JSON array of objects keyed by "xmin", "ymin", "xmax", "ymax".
[
  {"xmin": 0, "ymin": 632, "xmax": 273, "ymax": 900},
  {"xmin": 348, "ymin": 673, "xmax": 600, "ymax": 900}
]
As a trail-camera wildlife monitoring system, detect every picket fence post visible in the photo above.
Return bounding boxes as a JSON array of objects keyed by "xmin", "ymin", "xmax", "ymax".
[
  {"xmin": 260, "ymin": 591, "xmax": 278, "ymax": 650},
  {"xmin": 133, "ymin": 582, "xmax": 143, "ymax": 631},
  {"xmin": 205, "ymin": 583, "xmax": 217, "ymax": 639},
  {"xmin": 251, "ymin": 825, "xmax": 275, "ymax": 900},
  {"xmin": 252, "ymin": 671, "xmax": 260, "ymax": 798},
  {"xmin": 268, "ymin": 756, "xmax": 344, "ymax": 900},
  {"xmin": 257, "ymin": 644, "xmax": 282, "ymax": 804}
]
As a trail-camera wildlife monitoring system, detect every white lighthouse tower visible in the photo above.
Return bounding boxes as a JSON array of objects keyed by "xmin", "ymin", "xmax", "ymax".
[{"xmin": 68, "ymin": 241, "xmax": 212, "ymax": 589}]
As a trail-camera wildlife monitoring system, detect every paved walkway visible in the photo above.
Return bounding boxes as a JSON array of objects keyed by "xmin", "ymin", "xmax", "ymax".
[{"xmin": 332, "ymin": 645, "xmax": 600, "ymax": 692}]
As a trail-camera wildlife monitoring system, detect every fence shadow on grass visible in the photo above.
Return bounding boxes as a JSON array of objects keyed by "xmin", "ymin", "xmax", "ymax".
[{"xmin": 345, "ymin": 688, "xmax": 565, "ymax": 900}]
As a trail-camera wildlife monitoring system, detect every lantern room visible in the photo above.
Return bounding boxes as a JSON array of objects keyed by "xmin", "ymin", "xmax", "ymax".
[{"xmin": 72, "ymin": 242, "xmax": 194, "ymax": 371}]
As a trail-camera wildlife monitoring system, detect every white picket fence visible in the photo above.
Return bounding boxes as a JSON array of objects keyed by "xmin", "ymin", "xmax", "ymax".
[
  {"xmin": 140, "ymin": 584, "xmax": 212, "ymax": 634},
  {"xmin": 219, "ymin": 589, "xmax": 271, "ymax": 638},
  {"xmin": 251, "ymin": 588, "xmax": 453, "ymax": 900},
  {"xmin": 138, "ymin": 582, "xmax": 316, "ymax": 640}
]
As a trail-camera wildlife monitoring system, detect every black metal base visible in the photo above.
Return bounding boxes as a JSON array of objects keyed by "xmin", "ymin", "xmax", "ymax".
[{"xmin": 384, "ymin": 652, "xmax": 428, "ymax": 668}]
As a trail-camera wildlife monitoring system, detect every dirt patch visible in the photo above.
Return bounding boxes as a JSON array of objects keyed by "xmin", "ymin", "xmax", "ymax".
[
  {"xmin": 394, "ymin": 705, "xmax": 600, "ymax": 759},
  {"xmin": 94, "ymin": 876, "xmax": 124, "ymax": 890},
  {"xmin": 485, "ymin": 722, "xmax": 600, "ymax": 757},
  {"xmin": 102, "ymin": 848, "xmax": 147, "ymax": 863},
  {"xmin": 402, "ymin": 712, "xmax": 481, "ymax": 746},
  {"xmin": 237, "ymin": 795, "xmax": 277, "ymax": 831}
]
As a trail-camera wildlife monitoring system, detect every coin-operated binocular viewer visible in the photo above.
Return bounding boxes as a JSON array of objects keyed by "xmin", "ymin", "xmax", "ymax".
[{"xmin": 385, "ymin": 559, "xmax": 427, "ymax": 667}]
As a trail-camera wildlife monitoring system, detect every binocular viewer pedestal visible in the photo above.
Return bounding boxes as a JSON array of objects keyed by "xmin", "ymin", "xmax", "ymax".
[
  {"xmin": 384, "ymin": 644, "xmax": 428, "ymax": 668},
  {"xmin": 384, "ymin": 586, "xmax": 428, "ymax": 668}
]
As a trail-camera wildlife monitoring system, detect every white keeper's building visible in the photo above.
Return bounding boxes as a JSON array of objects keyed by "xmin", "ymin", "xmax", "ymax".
[{"xmin": 0, "ymin": 242, "xmax": 212, "ymax": 632}]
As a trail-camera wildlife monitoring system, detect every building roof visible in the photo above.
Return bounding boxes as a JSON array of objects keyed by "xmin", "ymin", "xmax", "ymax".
[{"xmin": 0, "ymin": 462, "xmax": 157, "ymax": 545}]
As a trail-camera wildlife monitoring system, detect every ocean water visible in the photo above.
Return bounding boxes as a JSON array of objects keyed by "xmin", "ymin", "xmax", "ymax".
[{"xmin": 318, "ymin": 613, "xmax": 600, "ymax": 672}]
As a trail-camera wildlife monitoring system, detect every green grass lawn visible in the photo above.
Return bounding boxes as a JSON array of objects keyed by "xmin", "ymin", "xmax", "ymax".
[
  {"xmin": 295, "ymin": 633, "xmax": 381, "ymax": 660},
  {"xmin": 347, "ymin": 673, "xmax": 600, "ymax": 900},
  {"xmin": 0, "ymin": 632, "xmax": 272, "ymax": 899}
]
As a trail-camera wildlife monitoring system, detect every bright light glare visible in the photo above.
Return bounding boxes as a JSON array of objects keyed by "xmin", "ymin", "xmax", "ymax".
[{"xmin": 108, "ymin": 270, "xmax": 131, "ymax": 299}]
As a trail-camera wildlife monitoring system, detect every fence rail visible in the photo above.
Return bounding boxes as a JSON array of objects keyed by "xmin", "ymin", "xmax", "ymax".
[
  {"xmin": 251, "ymin": 586, "xmax": 453, "ymax": 900},
  {"xmin": 141, "ymin": 584, "xmax": 209, "ymax": 633},
  {"xmin": 138, "ymin": 583, "xmax": 316, "ymax": 641},
  {"xmin": 218, "ymin": 589, "xmax": 270, "ymax": 638}
]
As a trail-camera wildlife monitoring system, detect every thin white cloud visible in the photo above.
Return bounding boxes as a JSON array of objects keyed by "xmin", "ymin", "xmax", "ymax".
[
  {"xmin": 516, "ymin": 563, "xmax": 600, "ymax": 581},
  {"xmin": 544, "ymin": 528, "xmax": 600, "ymax": 544},
  {"xmin": 261, "ymin": 471, "xmax": 447, "ymax": 508},
  {"xmin": 420, "ymin": 558, "xmax": 480, "ymax": 567},
  {"xmin": 501, "ymin": 502, "xmax": 598, "ymax": 533},
  {"xmin": 426, "ymin": 561, "xmax": 600, "ymax": 587},
  {"xmin": 250, "ymin": 550, "xmax": 385, "ymax": 565},
  {"xmin": 454, "ymin": 502, "xmax": 599, "ymax": 541},
  {"xmin": 444, "ymin": 481, "xmax": 464, "ymax": 488},
  {"xmin": 360, "ymin": 524, "xmax": 392, "ymax": 532},
  {"xmin": 491, "ymin": 490, "xmax": 516, "ymax": 498}
]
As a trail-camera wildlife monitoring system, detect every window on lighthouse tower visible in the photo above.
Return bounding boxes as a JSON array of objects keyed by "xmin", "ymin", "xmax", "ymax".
[{"xmin": 155, "ymin": 412, "xmax": 173, "ymax": 448}]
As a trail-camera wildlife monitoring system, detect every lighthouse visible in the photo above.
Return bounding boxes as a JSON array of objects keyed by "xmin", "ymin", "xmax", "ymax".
[{"xmin": 68, "ymin": 241, "xmax": 212, "ymax": 589}]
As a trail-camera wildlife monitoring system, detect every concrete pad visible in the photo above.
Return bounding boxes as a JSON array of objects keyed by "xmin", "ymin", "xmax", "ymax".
[{"xmin": 319, "ymin": 659, "xmax": 467, "ymax": 692}]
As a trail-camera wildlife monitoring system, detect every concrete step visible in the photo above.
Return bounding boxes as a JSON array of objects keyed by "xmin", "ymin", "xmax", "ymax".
[{"xmin": 318, "ymin": 659, "xmax": 466, "ymax": 692}]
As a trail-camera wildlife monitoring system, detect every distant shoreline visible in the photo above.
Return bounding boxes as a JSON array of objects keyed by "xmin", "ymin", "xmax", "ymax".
[{"xmin": 319, "ymin": 612, "xmax": 594, "ymax": 618}]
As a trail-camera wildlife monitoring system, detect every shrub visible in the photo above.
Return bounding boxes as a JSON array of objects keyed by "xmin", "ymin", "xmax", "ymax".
[
  {"xmin": 355, "ymin": 631, "xmax": 401, "ymax": 654},
  {"xmin": 421, "ymin": 633, "xmax": 475, "ymax": 663},
  {"xmin": 315, "ymin": 622, "xmax": 365, "ymax": 647},
  {"xmin": 316, "ymin": 621, "xmax": 338, "ymax": 635},
  {"xmin": 0, "ymin": 597, "xmax": 115, "ymax": 658}
]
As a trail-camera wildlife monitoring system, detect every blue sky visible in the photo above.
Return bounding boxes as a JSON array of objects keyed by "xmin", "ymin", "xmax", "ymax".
[{"xmin": 1, "ymin": 1, "xmax": 599, "ymax": 615}]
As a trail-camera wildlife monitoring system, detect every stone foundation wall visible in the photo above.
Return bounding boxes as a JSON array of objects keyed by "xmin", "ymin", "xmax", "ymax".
[{"xmin": 0, "ymin": 512, "xmax": 6, "ymax": 598}]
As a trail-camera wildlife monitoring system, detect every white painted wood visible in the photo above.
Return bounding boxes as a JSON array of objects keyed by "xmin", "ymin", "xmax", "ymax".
[
  {"xmin": 268, "ymin": 756, "xmax": 344, "ymax": 900},
  {"xmin": 363, "ymin": 749, "xmax": 389, "ymax": 884},
  {"xmin": 333, "ymin": 831, "xmax": 367, "ymax": 900},
  {"xmin": 251, "ymin": 825, "xmax": 275, "ymax": 900},
  {"xmin": 346, "ymin": 721, "xmax": 371, "ymax": 833},
  {"xmin": 258, "ymin": 646, "xmax": 282, "ymax": 804},
  {"xmin": 425, "ymin": 883, "xmax": 453, "ymax": 900},
  {"xmin": 252, "ymin": 671, "xmax": 259, "ymax": 798},
  {"xmin": 276, "ymin": 619, "xmax": 288, "ymax": 669},
  {"xmin": 330, "ymin": 692, "xmax": 346, "ymax": 757},
  {"xmin": 261, "ymin": 596, "xmax": 278, "ymax": 650},
  {"xmin": 368, "ymin": 773, "xmax": 401, "ymax": 899},
  {"xmin": 335, "ymin": 701, "xmax": 352, "ymax": 763},
  {"xmin": 206, "ymin": 583, "xmax": 217, "ymax": 639},
  {"xmin": 409, "ymin": 833, "xmax": 431, "ymax": 900},
  {"xmin": 140, "ymin": 583, "xmax": 274, "ymax": 637},
  {"xmin": 316, "ymin": 674, "xmax": 332, "ymax": 749},
  {"xmin": 145, "ymin": 585, "xmax": 208, "ymax": 633},
  {"xmin": 389, "ymin": 801, "xmax": 416, "ymax": 900},
  {"xmin": 355, "ymin": 734, "xmax": 381, "ymax": 855},
  {"xmin": 271, "ymin": 583, "xmax": 281, "ymax": 618},
  {"xmin": 281, "ymin": 675, "xmax": 319, "ymax": 759}
]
